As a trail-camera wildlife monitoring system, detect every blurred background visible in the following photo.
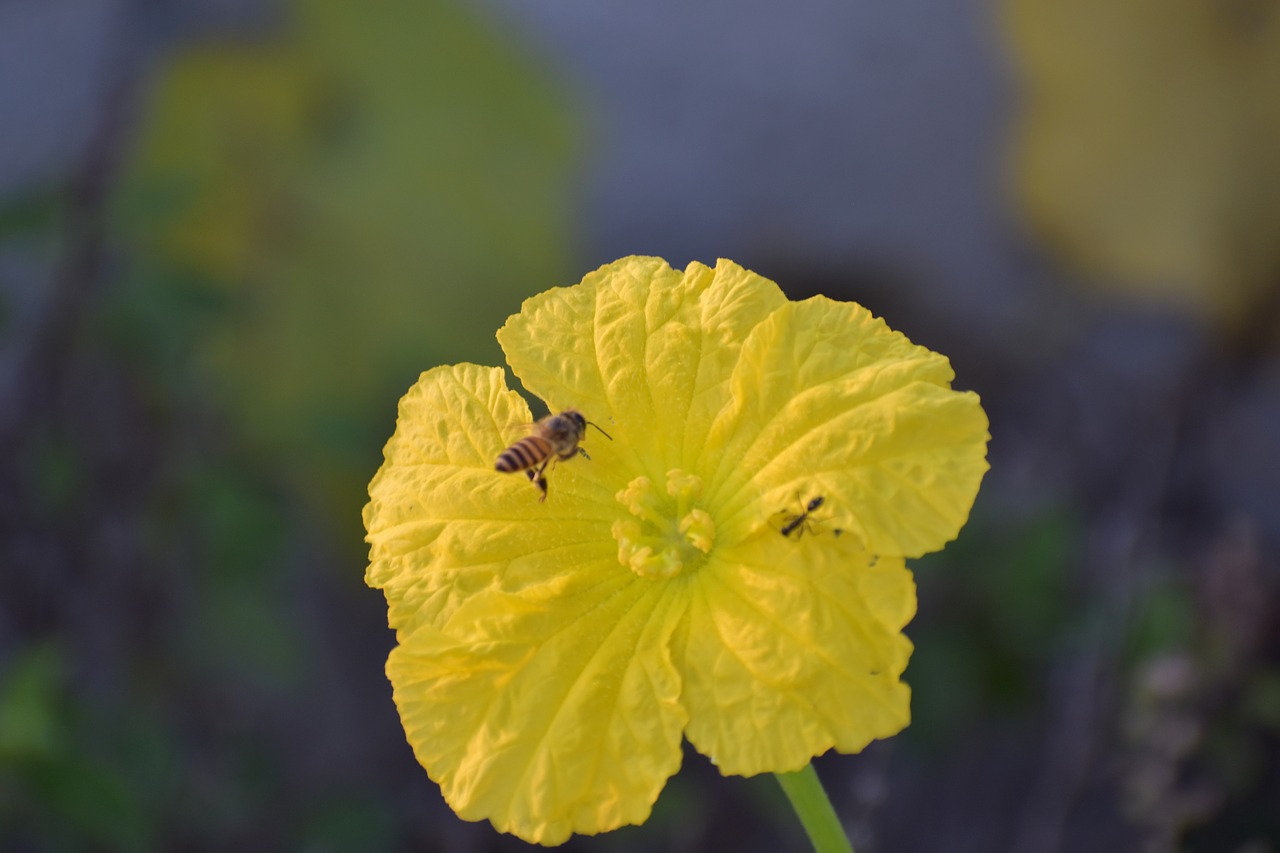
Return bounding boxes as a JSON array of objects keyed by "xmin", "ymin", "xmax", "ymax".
[{"xmin": 1, "ymin": 0, "xmax": 1278, "ymax": 850}]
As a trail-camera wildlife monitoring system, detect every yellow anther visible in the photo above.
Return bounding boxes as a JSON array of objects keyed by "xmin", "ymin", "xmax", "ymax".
[
  {"xmin": 628, "ymin": 546, "xmax": 683, "ymax": 580},
  {"xmin": 611, "ymin": 472, "xmax": 716, "ymax": 579},
  {"xmin": 679, "ymin": 508, "xmax": 715, "ymax": 554},
  {"xmin": 666, "ymin": 469, "xmax": 703, "ymax": 500}
]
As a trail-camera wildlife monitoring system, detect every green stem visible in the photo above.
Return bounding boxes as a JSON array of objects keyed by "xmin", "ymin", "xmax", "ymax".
[{"xmin": 774, "ymin": 763, "xmax": 855, "ymax": 853}]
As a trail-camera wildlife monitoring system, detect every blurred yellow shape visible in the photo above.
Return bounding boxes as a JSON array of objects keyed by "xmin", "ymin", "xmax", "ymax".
[{"xmin": 1004, "ymin": 0, "xmax": 1280, "ymax": 327}]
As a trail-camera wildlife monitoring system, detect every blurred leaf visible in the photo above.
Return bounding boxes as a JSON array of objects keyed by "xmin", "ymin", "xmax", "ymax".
[
  {"xmin": 296, "ymin": 792, "xmax": 396, "ymax": 852},
  {"xmin": 1127, "ymin": 579, "xmax": 1196, "ymax": 660},
  {"xmin": 0, "ymin": 189, "xmax": 63, "ymax": 240},
  {"xmin": 908, "ymin": 508, "xmax": 1082, "ymax": 745},
  {"xmin": 26, "ymin": 754, "xmax": 151, "ymax": 853},
  {"xmin": 0, "ymin": 653, "xmax": 190, "ymax": 849},
  {"xmin": 1239, "ymin": 668, "xmax": 1280, "ymax": 730},
  {"xmin": 28, "ymin": 430, "xmax": 84, "ymax": 519},
  {"xmin": 113, "ymin": 0, "xmax": 578, "ymax": 530},
  {"xmin": 0, "ymin": 643, "xmax": 65, "ymax": 764},
  {"xmin": 973, "ymin": 509, "xmax": 1074, "ymax": 654},
  {"xmin": 1003, "ymin": 0, "xmax": 1280, "ymax": 328},
  {"xmin": 195, "ymin": 463, "xmax": 287, "ymax": 581},
  {"xmin": 187, "ymin": 463, "xmax": 303, "ymax": 687},
  {"xmin": 1203, "ymin": 724, "xmax": 1268, "ymax": 796},
  {"xmin": 99, "ymin": 264, "xmax": 235, "ymax": 397},
  {"xmin": 905, "ymin": 630, "xmax": 988, "ymax": 748}
]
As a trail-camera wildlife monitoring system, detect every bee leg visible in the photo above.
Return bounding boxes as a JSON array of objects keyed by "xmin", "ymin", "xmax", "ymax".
[{"xmin": 528, "ymin": 460, "xmax": 551, "ymax": 502}]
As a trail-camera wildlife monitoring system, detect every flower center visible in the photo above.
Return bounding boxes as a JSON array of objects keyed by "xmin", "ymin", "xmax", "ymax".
[{"xmin": 611, "ymin": 469, "xmax": 716, "ymax": 580}]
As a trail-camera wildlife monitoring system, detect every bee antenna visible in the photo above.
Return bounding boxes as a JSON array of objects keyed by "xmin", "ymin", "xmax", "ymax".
[{"xmin": 585, "ymin": 420, "xmax": 613, "ymax": 441}]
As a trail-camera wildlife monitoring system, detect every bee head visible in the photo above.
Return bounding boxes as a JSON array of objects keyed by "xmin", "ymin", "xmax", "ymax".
[
  {"xmin": 562, "ymin": 408, "xmax": 612, "ymax": 441},
  {"xmin": 564, "ymin": 409, "xmax": 587, "ymax": 434}
]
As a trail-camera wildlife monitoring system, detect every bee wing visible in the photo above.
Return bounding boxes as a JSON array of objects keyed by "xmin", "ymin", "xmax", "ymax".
[{"xmin": 501, "ymin": 419, "xmax": 539, "ymax": 439}]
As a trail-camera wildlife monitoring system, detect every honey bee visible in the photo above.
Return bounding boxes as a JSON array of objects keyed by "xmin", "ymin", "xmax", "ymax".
[
  {"xmin": 495, "ymin": 409, "xmax": 611, "ymax": 501},
  {"xmin": 774, "ymin": 495, "xmax": 843, "ymax": 539}
]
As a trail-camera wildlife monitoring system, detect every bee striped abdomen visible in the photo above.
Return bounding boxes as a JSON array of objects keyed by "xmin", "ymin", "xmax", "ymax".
[
  {"xmin": 495, "ymin": 436, "xmax": 553, "ymax": 473},
  {"xmin": 495, "ymin": 409, "xmax": 608, "ymax": 501}
]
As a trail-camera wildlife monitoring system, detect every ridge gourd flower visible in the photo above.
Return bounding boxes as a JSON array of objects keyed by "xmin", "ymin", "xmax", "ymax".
[{"xmin": 363, "ymin": 256, "xmax": 990, "ymax": 845}]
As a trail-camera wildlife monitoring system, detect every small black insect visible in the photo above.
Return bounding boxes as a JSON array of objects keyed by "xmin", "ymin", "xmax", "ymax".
[{"xmin": 775, "ymin": 495, "xmax": 843, "ymax": 539}]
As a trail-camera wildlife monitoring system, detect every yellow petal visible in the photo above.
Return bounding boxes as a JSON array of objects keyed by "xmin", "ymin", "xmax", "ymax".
[
  {"xmin": 679, "ymin": 534, "xmax": 914, "ymax": 776},
  {"xmin": 496, "ymin": 257, "xmax": 787, "ymax": 478},
  {"xmin": 705, "ymin": 297, "xmax": 990, "ymax": 558},
  {"xmin": 388, "ymin": 577, "xmax": 688, "ymax": 845},
  {"xmin": 364, "ymin": 363, "xmax": 620, "ymax": 638}
]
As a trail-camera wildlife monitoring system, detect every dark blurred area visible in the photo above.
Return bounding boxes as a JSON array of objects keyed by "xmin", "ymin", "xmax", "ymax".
[{"xmin": 1, "ymin": 0, "xmax": 1278, "ymax": 851}]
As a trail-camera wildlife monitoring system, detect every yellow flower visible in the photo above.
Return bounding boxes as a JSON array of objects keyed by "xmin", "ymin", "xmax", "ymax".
[{"xmin": 364, "ymin": 257, "xmax": 990, "ymax": 845}]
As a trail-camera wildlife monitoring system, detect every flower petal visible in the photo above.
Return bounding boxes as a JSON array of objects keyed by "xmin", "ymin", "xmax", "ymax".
[
  {"xmin": 388, "ymin": 576, "xmax": 688, "ymax": 845},
  {"xmin": 705, "ymin": 297, "xmax": 990, "ymax": 557},
  {"xmin": 364, "ymin": 363, "xmax": 620, "ymax": 638},
  {"xmin": 496, "ymin": 257, "xmax": 787, "ymax": 478},
  {"xmin": 679, "ymin": 534, "xmax": 914, "ymax": 776}
]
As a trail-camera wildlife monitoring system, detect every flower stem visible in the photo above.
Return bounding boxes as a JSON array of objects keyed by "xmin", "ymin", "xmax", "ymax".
[{"xmin": 774, "ymin": 764, "xmax": 854, "ymax": 853}]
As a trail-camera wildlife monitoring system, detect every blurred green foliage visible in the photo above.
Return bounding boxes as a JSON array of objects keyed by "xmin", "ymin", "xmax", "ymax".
[
  {"xmin": 1126, "ymin": 578, "xmax": 1197, "ymax": 661},
  {"xmin": 0, "ymin": 191, "xmax": 64, "ymax": 245},
  {"xmin": 1240, "ymin": 668, "xmax": 1280, "ymax": 731},
  {"xmin": 112, "ymin": 0, "xmax": 579, "ymax": 540},
  {"xmin": 0, "ymin": 645, "xmax": 158, "ymax": 852},
  {"xmin": 908, "ymin": 507, "xmax": 1081, "ymax": 747},
  {"xmin": 4, "ymin": 0, "xmax": 581, "ymax": 848},
  {"xmin": 28, "ymin": 432, "xmax": 86, "ymax": 520},
  {"xmin": 188, "ymin": 464, "xmax": 302, "ymax": 689},
  {"xmin": 0, "ymin": 643, "xmax": 65, "ymax": 764},
  {"xmin": 295, "ymin": 791, "xmax": 398, "ymax": 851}
]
